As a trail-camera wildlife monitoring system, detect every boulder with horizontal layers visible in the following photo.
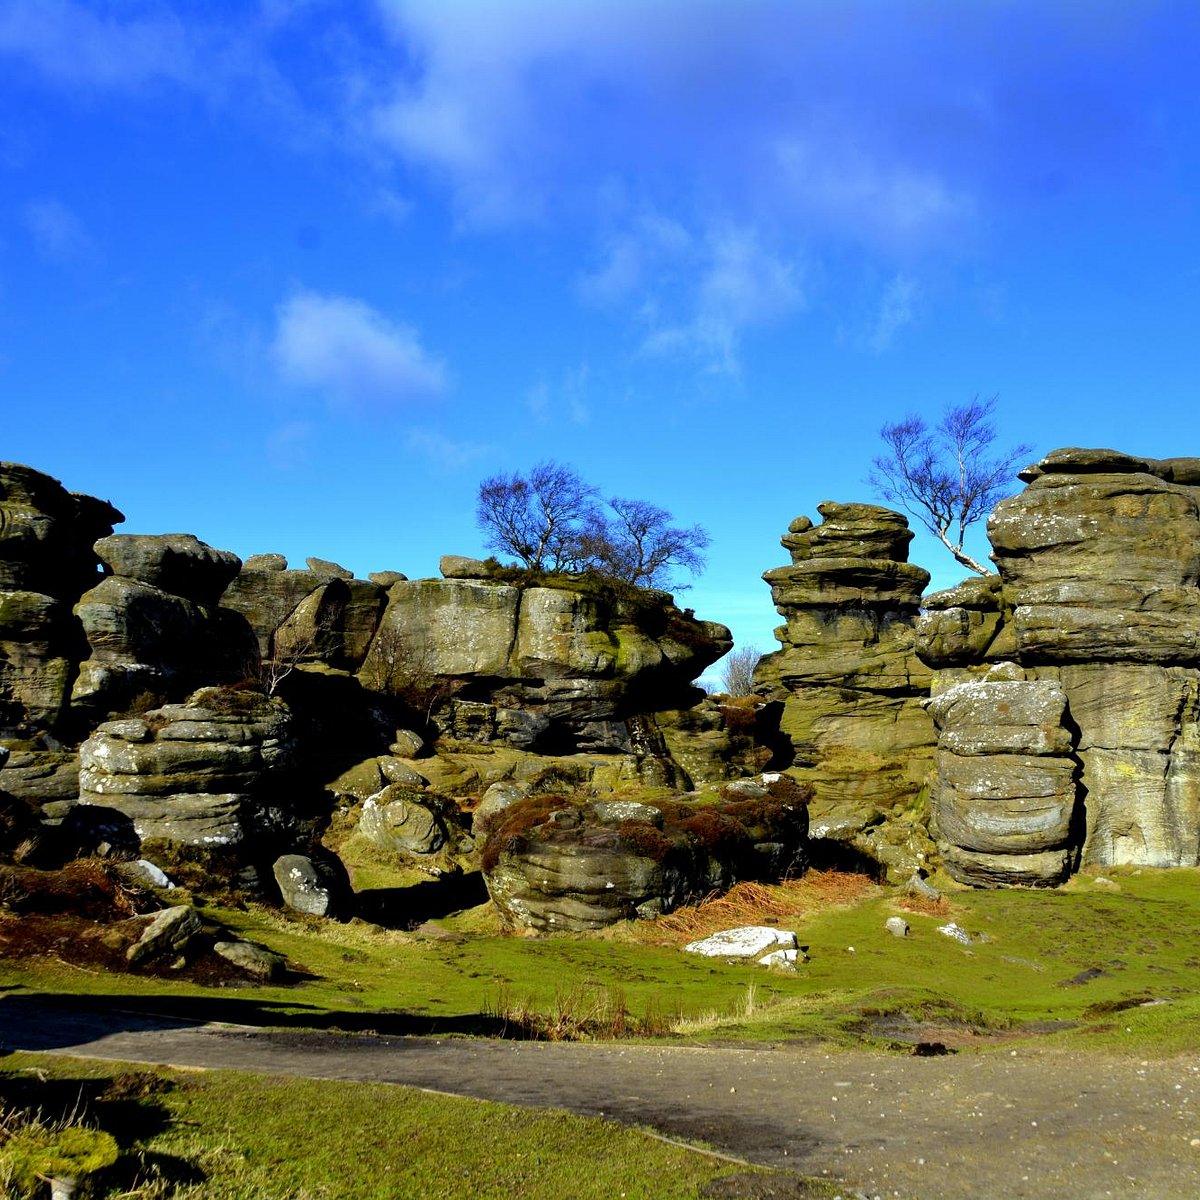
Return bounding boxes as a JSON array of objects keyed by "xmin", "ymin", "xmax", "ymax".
[
  {"xmin": 754, "ymin": 503, "xmax": 935, "ymax": 879},
  {"xmin": 481, "ymin": 786, "xmax": 808, "ymax": 932},
  {"xmin": 357, "ymin": 573, "xmax": 731, "ymax": 756},
  {"xmin": 0, "ymin": 463, "xmax": 122, "ymax": 735},
  {"xmin": 924, "ymin": 669, "xmax": 1080, "ymax": 887},
  {"xmin": 70, "ymin": 686, "xmax": 313, "ymax": 885}
]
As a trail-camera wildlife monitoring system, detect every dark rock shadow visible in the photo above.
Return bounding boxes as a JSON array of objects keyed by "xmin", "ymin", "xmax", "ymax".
[{"xmin": 355, "ymin": 870, "xmax": 489, "ymax": 928}]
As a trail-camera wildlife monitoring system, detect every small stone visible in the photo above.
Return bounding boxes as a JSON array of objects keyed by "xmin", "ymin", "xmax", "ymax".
[
  {"xmin": 938, "ymin": 922, "xmax": 973, "ymax": 945},
  {"xmin": 885, "ymin": 916, "xmax": 909, "ymax": 938},
  {"xmin": 684, "ymin": 927, "xmax": 798, "ymax": 959}
]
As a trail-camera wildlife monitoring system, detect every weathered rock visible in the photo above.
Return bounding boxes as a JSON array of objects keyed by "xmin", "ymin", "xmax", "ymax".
[
  {"xmin": 0, "ymin": 463, "xmax": 121, "ymax": 734},
  {"xmin": 984, "ymin": 449, "xmax": 1200, "ymax": 869},
  {"xmin": 885, "ymin": 916, "xmax": 909, "ymax": 938},
  {"xmin": 369, "ymin": 570, "xmax": 408, "ymax": 586},
  {"xmin": 358, "ymin": 787, "xmax": 447, "ymax": 855},
  {"xmin": 482, "ymin": 793, "xmax": 808, "ymax": 932},
  {"xmin": 75, "ymin": 687, "xmax": 303, "ymax": 879},
  {"xmin": 653, "ymin": 697, "xmax": 778, "ymax": 785},
  {"xmin": 925, "ymin": 673, "xmax": 1079, "ymax": 886},
  {"xmin": 272, "ymin": 853, "xmax": 350, "ymax": 918},
  {"xmin": 358, "ymin": 576, "xmax": 730, "ymax": 755},
  {"xmin": 221, "ymin": 566, "xmax": 387, "ymax": 674},
  {"xmin": 755, "ymin": 503, "xmax": 935, "ymax": 878},
  {"xmin": 126, "ymin": 904, "xmax": 203, "ymax": 965},
  {"xmin": 94, "ymin": 534, "xmax": 241, "ymax": 607},
  {"xmin": 439, "ymin": 555, "xmax": 490, "ymax": 579},
  {"xmin": 213, "ymin": 939, "xmax": 287, "ymax": 981},
  {"xmin": 72, "ymin": 573, "xmax": 258, "ymax": 717},
  {"xmin": 683, "ymin": 926, "xmax": 798, "ymax": 958}
]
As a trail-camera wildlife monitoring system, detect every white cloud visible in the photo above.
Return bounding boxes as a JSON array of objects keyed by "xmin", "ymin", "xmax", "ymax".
[
  {"xmin": 525, "ymin": 364, "xmax": 591, "ymax": 425},
  {"xmin": 405, "ymin": 428, "xmax": 488, "ymax": 469},
  {"xmin": 639, "ymin": 227, "xmax": 805, "ymax": 375},
  {"xmin": 271, "ymin": 290, "xmax": 446, "ymax": 411},
  {"xmin": 868, "ymin": 274, "xmax": 921, "ymax": 353},
  {"xmin": 0, "ymin": 2, "xmax": 199, "ymax": 91},
  {"xmin": 23, "ymin": 198, "xmax": 95, "ymax": 263}
]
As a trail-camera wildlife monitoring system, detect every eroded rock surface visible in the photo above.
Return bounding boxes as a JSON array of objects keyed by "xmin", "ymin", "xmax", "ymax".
[
  {"xmin": 754, "ymin": 503, "xmax": 935, "ymax": 879},
  {"xmin": 481, "ymin": 781, "xmax": 808, "ymax": 932}
]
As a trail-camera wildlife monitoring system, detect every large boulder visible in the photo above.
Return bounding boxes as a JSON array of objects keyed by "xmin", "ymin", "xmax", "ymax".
[
  {"xmin": 754, "ymin": 503, "xmax": 935, "ymax": 878},
  {"xmin": 221, "ymin": 558, "xmax": 387, "ymax": 674},
  {"xmin": 357, "ymin": 575, "xmax": 731, "ymax": 755},
  {"xmin": 924, "ymin": 670, "xmax": 1080, "ymax": 887},
  {"xmin": 481, "ymin": 788, "xmax": 808, "ymax": 932},
  {"xmin": 70, "ymin": 686, "xmax": 308, "ymax": 883},
  {"xmin": 0, "ymin": 463, "xmax": 121, "ymax": 735},
  {"xmin": 72, "ymin": 535, "xmax": 258, "ymax": 718}
]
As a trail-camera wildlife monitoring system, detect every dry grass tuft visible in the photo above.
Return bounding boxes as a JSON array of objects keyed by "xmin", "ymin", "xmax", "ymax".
[{"xmin": 638, "ymin": 870, "xmax": 881, "ymax": 946}]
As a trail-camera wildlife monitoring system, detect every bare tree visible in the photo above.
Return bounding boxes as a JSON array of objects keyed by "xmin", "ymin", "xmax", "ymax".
[
  {"xmin": 476, "ymin": 462, "xmax": 709, "ymax": 589},
  {"xmin": 583, "ymin": 497, "xmax": 709, "ymax": 588},
  {"xmin": 476, "ymin": 461, "xmax": 600, "ymax": 572},
  {"xmin": 869, "ymin": 396, "xmax": 1031, "ymax": 575},
  {"xmin": 720, "ymin": 645, "xmax": 760, "ymax": 696}
]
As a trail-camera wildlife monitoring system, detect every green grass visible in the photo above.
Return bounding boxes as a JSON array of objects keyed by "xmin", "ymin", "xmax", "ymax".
[
  {"xmin": 0, "ymin": 1053, "xmax": 772, "ymax": 1199},
  {"xmin": 5, "ymin": 867, "xmax": 1200, "ymax": 1055}
]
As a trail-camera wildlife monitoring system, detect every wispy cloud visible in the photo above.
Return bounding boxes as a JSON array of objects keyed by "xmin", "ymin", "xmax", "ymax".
[
  {"xmin": 270, "ymin": 289, "xmax": 446, "ymax": 412},
  {"xmin": 22, "ymin": 198, "xmax": 95, "ymax": 263},
  {"xmin": 0, "ymin": 2, "xmax": 199, "ymax": 91},
  {"xmin": 868, "ymin": 274, "xmax": 921, "ymax": 353},
  {"xmin": 265, "ymin": 420, "xmax": 315, "ymax": 470},
  {"xmin": 405, "ymin": 428, "xmax": 488, "ymax": 469},
  {"xmin": 525, "ymin": 363, "xmax": 591, "ymax": 425}
]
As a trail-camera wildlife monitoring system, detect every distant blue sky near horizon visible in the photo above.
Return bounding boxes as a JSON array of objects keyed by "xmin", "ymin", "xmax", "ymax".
[{"xmin": 3, "ymin": 1, "xmax": 1199, "ymax": 682}]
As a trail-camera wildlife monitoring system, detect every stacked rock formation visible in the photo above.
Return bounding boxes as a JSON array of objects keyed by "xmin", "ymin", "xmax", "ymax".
[
  {"xmin": 73, "ymin": 534, "xmax": 256, "ymax": 719},
  {"xmin": 357, "ymin": 558, "xmax": 731, "ymax": 756},
  {"xmin": 0, "ymin": 463, "xmax": 121, "ymax": 736},
  {"xmin": 71, "ymin": 686, "xmax": 306, "ymax": 882},
  {"xmin": 754, "ymin": 503, "xmax": 936, "ymax": 878},
  {"xmin": 923, "ymin": 667, "xmax": 1079, "ymax": 886},
  {"xmin": 918, "ymin": 447, "xmax": 1200, "ymax": 877}
]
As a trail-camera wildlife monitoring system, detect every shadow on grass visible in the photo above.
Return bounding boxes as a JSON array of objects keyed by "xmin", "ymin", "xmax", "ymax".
[
  {"xmin": 355, "ymin": 870, "xmax": 489, "ymax": 928},
  {"xmin": 0, "ymin": 1062, "xmax": 205, "ymax": 1194},
  {"xmin": 0, "ymin": 988, "xmax": 519, "ymax": 1052}
]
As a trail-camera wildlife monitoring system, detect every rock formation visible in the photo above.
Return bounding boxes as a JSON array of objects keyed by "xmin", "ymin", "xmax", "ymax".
[
  {"xmin": 754, "ymin": 503, "xmax": 937, "ymax": 879},
  {"xmin": 68, "ymin": 686, "xmax": 312, "ymax": 886},
  {"xmin": 918, "ymin": 447, "xmax": 1200, "ymax": 879},
  {"xmin": 357, "ymin": 557, "xmax": 731, "ymax": 757},
  {"xmin": 0, "ymin": 463, "xmax": 121, "ymax": 737},
  {"xmin": 72, "ymin": 534, "xmax": 256, "ymax": 718},
  {"xmin": 480, "ymin": 776, "xmax": 809, "ymax": 931}
]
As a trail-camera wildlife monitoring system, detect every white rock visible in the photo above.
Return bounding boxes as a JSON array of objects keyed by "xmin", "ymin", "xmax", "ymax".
[
  {"xmin": 683, "ymin": 926, "xmax": 797, "ymax": 958},
  {"xmin": 938, "ymin": 921, "xmax": 973, "ymax": 944},
  {"xmin": 885, "ymin": 916, "xmax": 909, "ymax": 938},
  {"xmin": 758, "ymin": 948, "xmax": 800, "ymax": 970}
]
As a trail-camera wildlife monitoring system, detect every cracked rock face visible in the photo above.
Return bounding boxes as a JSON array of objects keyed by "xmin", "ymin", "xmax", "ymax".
[
  {"xmin": 357, "ymin": 575, "xmax": 731, "ymax": 755},
  {"xmin": 987, "ymin": 450, "xmax": 1200, "ymax": 869},
  {"xmin": 72, "ymin": 687, "xmax": 302, "ymax": 877},
  {"xmin": 753, "ymin": 503, "xmax": 935, "ymax": 878}
]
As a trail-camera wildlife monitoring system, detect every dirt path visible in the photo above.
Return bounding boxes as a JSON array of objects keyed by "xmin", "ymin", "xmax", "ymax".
[{"xmin": 3, "ymin": 994, "xmax": 1199, "ymax": 1199}]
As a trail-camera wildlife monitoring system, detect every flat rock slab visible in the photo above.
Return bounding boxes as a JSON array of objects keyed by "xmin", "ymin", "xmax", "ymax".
[
  {"xmin": 2, "ymin": 996, "xmax": 1199, "ymax": 1200},
  {"xmin": 683, "ymin": 926, "xmax": 798, "ymax": 958}
]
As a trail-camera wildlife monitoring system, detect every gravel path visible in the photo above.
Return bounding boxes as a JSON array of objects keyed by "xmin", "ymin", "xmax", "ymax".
[{"xmin": 3, "ymin": 994, "xmax": 1199, "ymax": 1199}]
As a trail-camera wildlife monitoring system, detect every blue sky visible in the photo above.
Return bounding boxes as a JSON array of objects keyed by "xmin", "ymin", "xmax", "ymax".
[{"xmin": 3, "ymin": 1, "xmax": 1200, "ymax": 677}]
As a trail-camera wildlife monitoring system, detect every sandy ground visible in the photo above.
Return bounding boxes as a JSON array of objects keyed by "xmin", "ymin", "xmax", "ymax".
[{"xmin": 3, "ymin": 994, "xmax": 1199, "ymax": 1199}]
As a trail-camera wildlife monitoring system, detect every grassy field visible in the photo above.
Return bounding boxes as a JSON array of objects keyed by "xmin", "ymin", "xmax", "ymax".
[
  {"xmin": 4, "ymin": 865, "xmax": 1199, "ymax": 1053},
  {"xmin": 1, "ymin": 1051, "xmax": 787, "ymax": 1199},
  {"xmin": 5, "ymin": 863, "xmax": 1200, "ymax": 1196}
]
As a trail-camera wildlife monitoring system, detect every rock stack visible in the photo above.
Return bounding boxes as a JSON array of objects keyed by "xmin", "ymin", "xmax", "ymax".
[{"xmin": 754, "ymin": 503, "xmax": 936, "ymax": 878}]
